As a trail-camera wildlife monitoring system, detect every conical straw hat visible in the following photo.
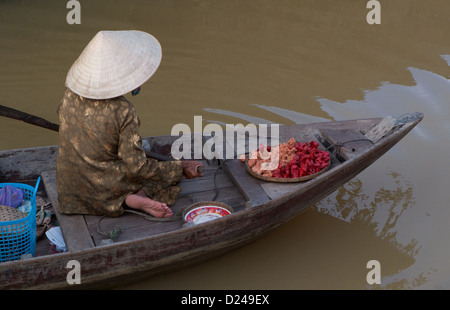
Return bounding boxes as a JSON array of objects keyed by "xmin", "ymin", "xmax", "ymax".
[{"xmin": 65, "ymin": 30, "xmax": 162, "ymax": 100}]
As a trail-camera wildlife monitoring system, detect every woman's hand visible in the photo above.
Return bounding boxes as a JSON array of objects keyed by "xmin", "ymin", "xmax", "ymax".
[{"xmin": 181, "ymin": 160, "xmax": 204, "ymax": 179}]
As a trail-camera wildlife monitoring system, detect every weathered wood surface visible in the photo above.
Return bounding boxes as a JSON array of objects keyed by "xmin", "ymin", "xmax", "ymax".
[
  {"xmin": 41, "ymin": 170, "xmax": 95, "ymax": 251},
  {"xmin": 222, "ymin": 159, "xmax": 271, "ymax": 208},
  {"xmin": 0, "ymin": 146, "xmax": 58, "ymax": 182},
  {"xmin": 84, "ymin": 160, "xmax": 247, "ymax": 246},
  {"xmin": 40, "ymin": 160, "xmax": 247, "ymax": 248}
]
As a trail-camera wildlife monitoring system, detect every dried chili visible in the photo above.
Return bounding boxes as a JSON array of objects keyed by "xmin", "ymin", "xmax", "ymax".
[{"xmin": 261, "ymin": 138, "xmax": 330, "ymax": 179}]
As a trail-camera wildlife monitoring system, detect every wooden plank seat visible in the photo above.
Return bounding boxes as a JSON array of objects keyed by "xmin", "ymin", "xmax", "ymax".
[
  {"xmin": 40, "ymin": 170, "xmax": 95, "ymax": 251},
  {"xmin": 222, "ymin": 159, "xmax": 271, "ymax": 208}
]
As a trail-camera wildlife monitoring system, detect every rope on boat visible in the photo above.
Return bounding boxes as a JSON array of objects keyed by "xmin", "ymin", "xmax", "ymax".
[
  {"xmin": 96, "ymin": 207, "xmax": 185, "ymax": 241},
  {"xmin": 326, "ymin": 138, "xmax": 375, "ymax": 157},
  {"xmin": 95, "ymin": 161, "xmax": 225, "ymax": 242},
  {"xmin": 96, "ymin": 216, "xmax": 122, "ymax": 240}
]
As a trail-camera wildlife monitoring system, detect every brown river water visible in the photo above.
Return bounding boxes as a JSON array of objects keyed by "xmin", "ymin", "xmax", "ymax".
[{"xmin": 0, "ymin": 0, "xmax": 449, "ymax": 289}]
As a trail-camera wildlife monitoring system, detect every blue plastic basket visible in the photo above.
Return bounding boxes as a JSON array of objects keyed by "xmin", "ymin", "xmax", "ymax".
[{"xmin": 0, "ymin": 177, "xmax": 40, "ymax": 262}]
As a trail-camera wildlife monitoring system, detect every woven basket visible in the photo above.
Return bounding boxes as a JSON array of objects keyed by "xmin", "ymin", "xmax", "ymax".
[
  {"xmin": 0, "ymin": 205, "xmax": 27, "ymax": 221},
  {"xmin": 0, "ymin": 178, "xmax": 39, "ymax": 262}
]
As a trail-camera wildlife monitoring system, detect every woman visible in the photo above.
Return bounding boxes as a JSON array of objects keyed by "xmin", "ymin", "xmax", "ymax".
[{"xmin": 56, "ymin": 30, "xmax": 203, "ymax": 218}]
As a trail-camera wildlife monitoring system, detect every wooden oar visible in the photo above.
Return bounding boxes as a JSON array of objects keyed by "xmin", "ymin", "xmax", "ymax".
[
  {"xmin": 0, "ymin": 104, "xmax": 169, "ymax": 158},
  {"xmin": 0, "ymin": 104, "xmax": 59, "ymax": 131},
  {"xmin": 0, "ymin": 104, "xmax": 204, "ymax": 174}
]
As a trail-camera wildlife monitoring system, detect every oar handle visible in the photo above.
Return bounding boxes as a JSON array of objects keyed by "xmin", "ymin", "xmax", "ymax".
[{"xmin": 0, "ymin": 104, "xmax": 59, "ymax": 131}]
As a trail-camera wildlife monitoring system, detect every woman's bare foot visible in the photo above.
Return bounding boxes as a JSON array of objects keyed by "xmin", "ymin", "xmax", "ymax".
[{"xmin": 125, "ymin": 189, "xmax": 173, "ymax": 218}]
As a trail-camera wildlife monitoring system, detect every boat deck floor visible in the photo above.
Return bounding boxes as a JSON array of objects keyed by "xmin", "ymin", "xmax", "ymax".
[{"xmin": 39, "ymin": 159, "xmax": 249, "ymax": 252}]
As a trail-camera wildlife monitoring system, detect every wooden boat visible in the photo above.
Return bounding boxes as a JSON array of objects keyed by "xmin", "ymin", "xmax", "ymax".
[{"xmin": 0, "ymin": 112, "xmax": 423, "ymax": 289}]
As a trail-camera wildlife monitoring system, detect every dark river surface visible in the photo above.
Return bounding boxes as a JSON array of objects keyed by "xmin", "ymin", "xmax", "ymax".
[{"xmin": 0, "ymin": 0, "xmax": 449, "ymax": 289}]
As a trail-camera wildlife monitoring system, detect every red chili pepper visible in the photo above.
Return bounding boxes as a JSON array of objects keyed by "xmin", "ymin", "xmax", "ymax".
[{"xmin": 251, "ymin": 138, "xmax": 329, "ymax": 179}]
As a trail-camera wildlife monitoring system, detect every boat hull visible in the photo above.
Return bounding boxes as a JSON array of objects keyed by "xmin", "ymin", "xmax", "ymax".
[{"xmin": 0, "ymin": 113, "xmax": 422, "ymax": 289}]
